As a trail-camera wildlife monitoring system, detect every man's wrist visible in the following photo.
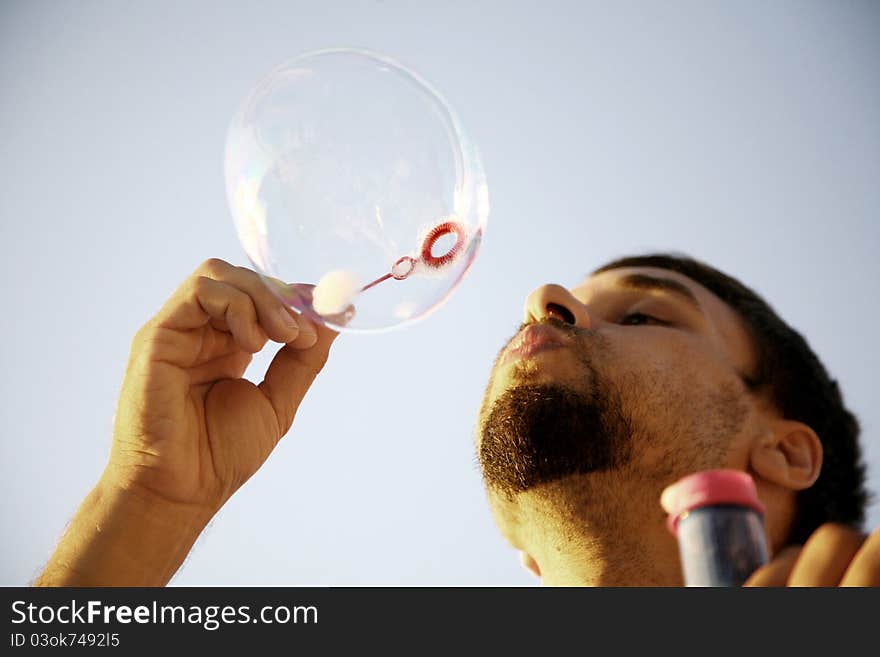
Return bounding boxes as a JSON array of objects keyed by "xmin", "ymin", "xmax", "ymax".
[{"xmin": 34, "ymin": 475, "xmax": 214, "ymax": 586}]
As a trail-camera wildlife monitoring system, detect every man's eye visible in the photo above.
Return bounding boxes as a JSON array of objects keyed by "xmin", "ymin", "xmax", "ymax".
[{"xmin": 619, "ymin": 312, "xmax": 665, "ymax": 326}]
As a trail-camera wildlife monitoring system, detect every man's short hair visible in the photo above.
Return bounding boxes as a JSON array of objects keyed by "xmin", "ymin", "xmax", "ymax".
[{"xmin": 593, "ymin": 253, "xmax": 869, "ymax": 544}]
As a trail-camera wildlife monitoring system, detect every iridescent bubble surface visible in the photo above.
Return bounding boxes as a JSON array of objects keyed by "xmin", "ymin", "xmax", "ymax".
[{"xmin": 225, "ymin": 48, "xmax": 489, "ymax": 332}]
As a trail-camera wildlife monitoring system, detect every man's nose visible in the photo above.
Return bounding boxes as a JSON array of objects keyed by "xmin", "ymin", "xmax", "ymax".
[{"xmin": 523, "ymin": 284, "xmax": 592, "ymax": 329}]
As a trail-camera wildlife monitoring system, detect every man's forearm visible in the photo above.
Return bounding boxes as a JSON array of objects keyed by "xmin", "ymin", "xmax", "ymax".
[{"xmin": 34, "ymin": 477, "xmax": 212, "ymax": 586}]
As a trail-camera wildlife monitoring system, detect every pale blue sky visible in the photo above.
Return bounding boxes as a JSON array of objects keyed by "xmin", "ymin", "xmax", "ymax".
[{"xmin": 2, "ymin": 0, "xmax": 878, "ymax": 585}]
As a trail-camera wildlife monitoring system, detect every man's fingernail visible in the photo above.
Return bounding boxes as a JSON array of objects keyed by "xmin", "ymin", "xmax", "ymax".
[{"xmin": 279, "ymin": 307, "xmax": 299, "ymax": 330}]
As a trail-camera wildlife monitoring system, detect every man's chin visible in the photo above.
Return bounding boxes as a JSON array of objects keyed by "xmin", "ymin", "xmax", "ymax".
[
  {"xmin": 482, "ymin": 359, "xmax": 591, "ymax": 422},
  {"xmin": 477, "ymin": 381, "xmax": 631, "ymax": 497}
]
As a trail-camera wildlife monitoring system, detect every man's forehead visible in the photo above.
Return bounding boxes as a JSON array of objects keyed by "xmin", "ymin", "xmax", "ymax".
[{"xmin": 578, "ymin": 266, "xmax": 715, "ymax": 306}]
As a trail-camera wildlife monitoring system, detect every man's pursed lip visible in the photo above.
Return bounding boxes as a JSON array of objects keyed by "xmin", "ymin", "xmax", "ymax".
[{"xmin": 499, "ymin": 323, "xmax": 570, "ymax": 366}]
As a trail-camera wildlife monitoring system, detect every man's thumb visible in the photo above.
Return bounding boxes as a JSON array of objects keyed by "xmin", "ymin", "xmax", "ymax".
[{"xmin": 258, "ymin": 324, "xmax": 339, "ymax": 437}]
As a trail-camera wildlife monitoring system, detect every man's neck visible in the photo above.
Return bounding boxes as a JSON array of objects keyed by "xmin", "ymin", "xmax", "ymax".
[{"xmin": 503, "ymin": 474, "xmax": 684, "ymax": 586}]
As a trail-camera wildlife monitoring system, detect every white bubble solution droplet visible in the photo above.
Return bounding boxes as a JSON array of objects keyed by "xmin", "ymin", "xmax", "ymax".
[{"xmin": 312, "ymin": 269, "xmax": 362, "ymax": 315}]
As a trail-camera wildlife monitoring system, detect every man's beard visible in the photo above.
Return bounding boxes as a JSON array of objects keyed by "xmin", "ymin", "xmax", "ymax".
[{"xmin": 478, "ymin": 371, "xmax": 634, "ymax": 497}]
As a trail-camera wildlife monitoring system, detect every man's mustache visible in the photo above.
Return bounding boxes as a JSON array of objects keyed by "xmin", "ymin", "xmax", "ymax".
[{"xmin": 516, "ymin": 316, "xmax": 580, "ymax": 338}]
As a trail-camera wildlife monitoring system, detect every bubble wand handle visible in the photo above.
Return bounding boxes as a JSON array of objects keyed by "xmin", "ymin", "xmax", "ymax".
[
  {"xmin": 662, "ymin": 469, "xmax": 769, "ymax": 586},
  {"xmin": 360, "ymin": 273, "xmax": 394, "ymax": 293}
]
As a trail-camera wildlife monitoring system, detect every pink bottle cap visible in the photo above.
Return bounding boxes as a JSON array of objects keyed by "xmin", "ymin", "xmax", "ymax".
[{"xmin": 660, "ymin": 469, "xmax": 766, "ymax": 536}]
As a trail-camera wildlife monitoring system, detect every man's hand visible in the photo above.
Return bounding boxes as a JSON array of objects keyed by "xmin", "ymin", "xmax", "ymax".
[
  {"xmin": 745, "ymin": 524, "xmax": 880, "ymax": 586},
  {"xmin": 35, "ymin": 259, "xmax": 339, "ymax": 586},
  {"xmin": 107, "ymin": 258, "xmax": 339, "ymax": 515}
]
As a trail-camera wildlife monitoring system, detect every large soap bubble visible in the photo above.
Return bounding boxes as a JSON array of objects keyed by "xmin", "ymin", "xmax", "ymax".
[{"xmin": 225, "ymin": 48, "xmax": 489, "ymax": 333}]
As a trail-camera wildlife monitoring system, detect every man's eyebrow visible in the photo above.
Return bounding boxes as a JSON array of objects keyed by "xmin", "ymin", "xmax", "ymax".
[{"xmin": 615, "ymin": 273, "xmax": 702, "ymax": 311}]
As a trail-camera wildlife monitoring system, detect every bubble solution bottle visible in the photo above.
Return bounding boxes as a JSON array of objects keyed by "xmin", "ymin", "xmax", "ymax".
[{"xmin": 661, "ymin": 469, "xmax": 769, "ymax": 587}]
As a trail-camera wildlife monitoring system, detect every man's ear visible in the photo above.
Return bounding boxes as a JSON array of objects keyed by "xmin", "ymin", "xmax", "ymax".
[
  {"xmin": 519, "ymin": 551, "xmax": 541, "ymax": 578},
  {"xmin": 749, "ymin": 419, "xmax": 823, "ymax": 491}
]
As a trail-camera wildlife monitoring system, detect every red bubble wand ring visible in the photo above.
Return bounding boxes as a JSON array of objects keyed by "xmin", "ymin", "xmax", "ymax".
[{"xmin": 360, "ymin": 219, "xmax": 467, "ymax": 293}]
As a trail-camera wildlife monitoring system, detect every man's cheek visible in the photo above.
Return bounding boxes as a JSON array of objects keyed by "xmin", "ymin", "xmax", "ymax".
[{"xmin": 613, "ymin": 356, "xmax": 701, "ymax": 427}]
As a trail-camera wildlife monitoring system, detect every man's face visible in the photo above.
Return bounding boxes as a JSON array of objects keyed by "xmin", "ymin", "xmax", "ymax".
[{"xmin": 476, "ymin": 266, "xmax": 762, "ymax": 507}]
